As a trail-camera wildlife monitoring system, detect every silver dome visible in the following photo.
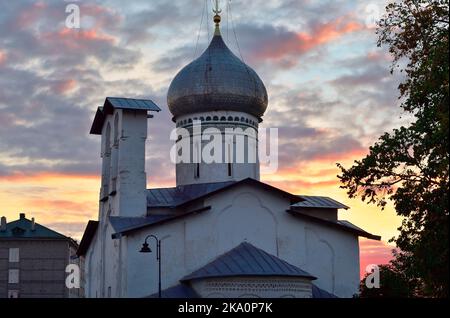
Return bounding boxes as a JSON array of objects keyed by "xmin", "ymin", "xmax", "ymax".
[{"xmin": 167, "ymin": 31, "xmax": 268, "ymax": 119}]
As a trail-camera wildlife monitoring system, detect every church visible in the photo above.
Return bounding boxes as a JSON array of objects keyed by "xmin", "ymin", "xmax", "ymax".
[{"xmin": 77, "ymin": 7, "xmax": 380, "ymax": 298}]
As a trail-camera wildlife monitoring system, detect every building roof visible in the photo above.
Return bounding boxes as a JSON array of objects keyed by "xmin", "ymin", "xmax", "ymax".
[
  {"xmin": 110, "ymin": 207, "xmax": 211, "ymax": 239},
  {"xmin": 0, "ymin": 213, "xmax": 69, "ymax": 240},
  {"xmin": 294, "ymin": 196, "xmax": 349, "ymax": 210},
  {"xmin": 167, "ymin": 26, "xmax": 268, "ymax": 119},
  {"xmin": 105, "ymin": 97, "xmax": 161, "ymax": 112},
  {"xmin": 147, "ymin": 178, "xmax": 303, "ymax": 208},
  {"xmin": 181, "ymin": 242, "xmax": 316, "ymax": 282},
  {"xmin": 90, "ymin": 97, "xmax": 161, "ymax": 135},
  {"xmin": 77, "ymin": 220, "xmax": 99, "ymax": 256},
  {"xmin": 287, "ymin": 209, "xmax": 381, "ymax": 240},
  {"xmin": 147, "ymin": 283, "xmax": 200, "ymax": 298},
  {"xmin": 312, "ymin": 285, "xmax": 338, "ymax": 298}
]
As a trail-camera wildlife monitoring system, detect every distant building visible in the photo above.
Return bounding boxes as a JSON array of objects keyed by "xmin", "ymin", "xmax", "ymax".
[{"xmin": 0, "ymin": 213, "xmax": 79, "ymax": 298}]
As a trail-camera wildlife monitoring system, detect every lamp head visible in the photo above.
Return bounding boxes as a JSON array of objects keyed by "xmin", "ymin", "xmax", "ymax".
[{"xmin": 140, "ymin": 242, "xmax": 152, "ymax": 253}]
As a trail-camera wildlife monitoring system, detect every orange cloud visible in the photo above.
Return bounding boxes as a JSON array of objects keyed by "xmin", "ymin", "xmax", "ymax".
[
  {"xmin": 26, "ymin": 199, "xmax": 93, "ymax": 213},
  {"xmin": 255, "ymin": 17, "xmax": 364, "ymax": 60},
  {"xmin": 0, "ymin": 50, "xmax": 6, "ymax": 65},
  {"xmin": 312, "ymin": 148, "xmax": 368, "ymax": 163},
  {"xmin": 0, "ymin": 172, "xmax": 99, "ymax": 183},
  {"xmin": 51, "ymin": 79, "xmax": 77, "ymax": 95}
]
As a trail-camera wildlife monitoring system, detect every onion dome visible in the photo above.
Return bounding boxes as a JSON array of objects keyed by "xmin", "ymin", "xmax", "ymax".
[{"xmin": 167, "ymin": 15, "xmax": 268, "ymax": 119}]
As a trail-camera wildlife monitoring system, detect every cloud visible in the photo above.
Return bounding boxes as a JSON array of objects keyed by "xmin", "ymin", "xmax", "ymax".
[
  {"xmin": 50, "ymin": 79, "xmax": 78, "ymax": 95},
  {"xmin": 359, "ymin": 239, "xmax": 396, "ymax": 278},
  {"xmin": 0, "ymin": 50, "xmax": 6, "ymax": 65},
  {"xmin": 231, "ymin": 16, "xmax": 364, "ymax": 69}
]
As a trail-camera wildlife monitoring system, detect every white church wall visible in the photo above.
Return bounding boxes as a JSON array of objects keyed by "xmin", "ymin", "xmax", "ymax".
[
  {"xmin": 85, "ymin": 230, "xmax": 101, "ymax": 298},
  {"xmin": 175, "ymin": 110, "xmax": 260, "ymax": 186},
  {"xmin": 191, "ymin": 276, "xmax": 313, "ymax": 298},
  {"xmin": 122, "ymin": 183, "xmax": 360, "ymax": 298}
]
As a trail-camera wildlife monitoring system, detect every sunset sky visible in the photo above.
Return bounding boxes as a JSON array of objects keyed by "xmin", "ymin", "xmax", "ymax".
[{"xmin": 0, "ymin": 0, "xmax": 408, "ymax": 278}]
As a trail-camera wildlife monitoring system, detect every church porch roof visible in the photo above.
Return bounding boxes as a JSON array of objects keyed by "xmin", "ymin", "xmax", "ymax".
[{"xmin": 181, "ymin": 242, "xmax": 317, "ymax": 282}]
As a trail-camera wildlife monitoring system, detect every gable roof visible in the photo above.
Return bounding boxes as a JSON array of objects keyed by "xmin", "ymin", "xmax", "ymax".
[
  {"xmin": 90, "ymin": 97, "xmax": 161, "ymax": 135},
  {"xmin": 76, "ymin": 221, "xmax": 99, "ymax": 256},
  {"xmin": 294, "ymin": 196, "xmax": 349, "ymax": 210},
  {"xmin": 181, "ymin": 242, "xmax": 316, "ymax": 282},
  {"xmin": 0, "ymin": 214, "xmax": 68, "ymax": 240},
  {"xmin": 147, "ymin": 178, "xmax": 303, "ymax": 208},
  {"xmin": 110, "ymin": 207, "xmax": 211, "ymax": 239},
  {"xmin": 287, "ymin": 209, "xmax": 381, "ymax": 240},
  {"xmin": 147, "ymin": 283, "xmax": 200, "ymax": 298}
]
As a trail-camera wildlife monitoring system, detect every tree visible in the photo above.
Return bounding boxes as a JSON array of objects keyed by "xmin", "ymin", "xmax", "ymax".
[
  {"xmin": 360, "ymin": 263, "xmax": 417, "ymax": 298},
  {"xmin": 338, "ymin": 0, "xmax": 449, "ymax": 297}
]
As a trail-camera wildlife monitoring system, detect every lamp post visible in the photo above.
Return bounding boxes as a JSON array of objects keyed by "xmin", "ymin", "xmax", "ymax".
[{"xmin": 139, "ymin": 234, "xmax": 162, "ymax": 298}]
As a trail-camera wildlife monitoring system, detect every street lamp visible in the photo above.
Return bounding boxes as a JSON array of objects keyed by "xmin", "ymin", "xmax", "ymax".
[{"xmin": 139, "ymin": 234, "xmax": 162, "ymax": 298}]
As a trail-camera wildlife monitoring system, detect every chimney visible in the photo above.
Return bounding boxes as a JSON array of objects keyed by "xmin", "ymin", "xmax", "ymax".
[
  {"xmin": 20, "ymin": 213, "xmax": 26, "ymax": 219},
  {"xmin": 0, "ymin": 216, "xmax": 6, "ymax": 232},
  {"xmin": 31, "ymin": 217, "xmax": 36, "ymax": 231}
]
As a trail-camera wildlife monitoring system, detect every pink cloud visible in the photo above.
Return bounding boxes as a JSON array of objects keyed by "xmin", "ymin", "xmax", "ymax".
[
  {"xmin": 51, "ymin": 79, "xmax": 77, "ymax": 95},
  {"xmin": 15, "ymin": 1, "xmax": 48, "ymax": 29},
  {"xmin": 45, "ymin": 28, "xmax": 116, "ymax": 49},
  {"xmin": 312, "ymin": 148, "xmax": 367, "ymax": 163},
  {"xmin": 359, "ymin": 239, "xmax": 396, "ymax": 278},
  {"xmin": 254, "ymin": 17, "xmax": 364, "ymax": 61}
]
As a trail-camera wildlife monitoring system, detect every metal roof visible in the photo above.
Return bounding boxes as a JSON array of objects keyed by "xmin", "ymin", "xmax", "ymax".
[
  {"xmin": 147, "ymin": 178, "xmax": 303, "ymax": 208},
  {"xmin": 105, "ymin": 97, "xmax": 161, "ymax": 112},
  {"xmin": 168, "ymin": 30, "xmax": 268, "ymax": 119},
  {"xmin": 147, "ymin": 181, "xmax": 235, "ymax": 207},
  {"xmin": 0, "ymin": 214, "xmax": 68, "ymax": 240},
  {"xmin": 293, "ymin": 196, "xmax": 349, "ymax": 210},
  {"xmin": 287, "ymin": 210, "xmax": 381, "ymax": 240},
  {"xmin": 147, "ymin": 284, "xmax": 200, "ymax": 298},
  {"xmin": 110, "ymin": 207, "xmax": 211, "ymax": 239},
  {"xmin": 76, "ymin": 220, "xmax": 99, "ymax": 256},
  {"xmin": 312, "ymin": 285, "xmax": 338, "ymax": 298},
  {"xmin": 181, "ymin": 242, "xmax": 316, "ymax": 282},
  {"xmin": 90, "ymin": 97, "xmax": 161, "ymax": 135}
]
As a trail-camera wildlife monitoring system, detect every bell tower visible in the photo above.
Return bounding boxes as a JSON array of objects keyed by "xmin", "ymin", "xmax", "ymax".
[{"xmin": 90, "ymin": 97, "xmax": 161, "ymax": 219}]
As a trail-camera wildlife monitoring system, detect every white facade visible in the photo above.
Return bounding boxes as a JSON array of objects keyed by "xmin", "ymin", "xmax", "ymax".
[{"xmin": 175, "ymin": 110, "xmax": 260, "ymax": 186}]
